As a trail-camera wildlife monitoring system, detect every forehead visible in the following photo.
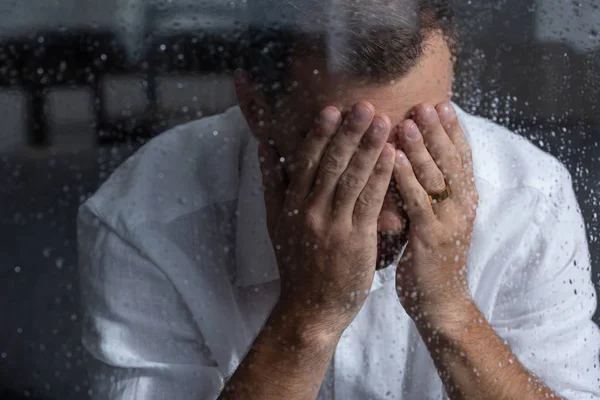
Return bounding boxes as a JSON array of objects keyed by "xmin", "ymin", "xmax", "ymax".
[{"xmin": 287, "ymin": 33, "xmax": 454, "ymax": 125}]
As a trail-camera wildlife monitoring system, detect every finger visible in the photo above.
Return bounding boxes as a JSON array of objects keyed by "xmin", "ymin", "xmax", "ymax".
[
  {"xmin": 397, "ymin": 119, "xmax": 446, "ymax": 195},
  {"xmin": 258, "ymin": 142, "xmax": 286, "ymax": 237},
  {"xmin": 436, "ymin": 102, "xmax": 474, "ymax": 182},
  {"xmin": 334, "ymin": 114, "xmax": 391, "ymax": 216},
  {"xmin": 414, "ymin": 104, "xmax": 464, "ymax": 184},
  {"xmin": 311, "ymin": 101, "xmax": 375, "ymax": 210},
  {"xmin": 286, "ymin": 106, "xmax": 342, "ymax": 207},
  {"xmin": 393, "ymin": 149, "xmax": 435, "ymax": 224},
  {"xmin": 436, "ymin": 103, "xmax": 477, "ymax": 210},
  {"xmin": 353, "ymin": 143, "xmax": 395, "ymax": 228}
]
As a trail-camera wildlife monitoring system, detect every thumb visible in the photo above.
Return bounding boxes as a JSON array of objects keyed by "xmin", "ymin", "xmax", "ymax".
[{"xmin": 258, "ymin": 141, "xmax": 287, "ymax": 239}]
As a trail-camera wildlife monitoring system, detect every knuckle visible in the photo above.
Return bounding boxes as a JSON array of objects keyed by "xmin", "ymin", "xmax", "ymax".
[
  {"xmin": 414, "ymin": 158, "xmax": 436, "ymax": 176},
  {"xmin": 321, "ymin": 153, "xmax": 344, "ymax": 175},
  {"xmin": 303, "ymin": 209, "xmax": 322, "ymax": 231},
  {"xmin": 356, "ymin": 191, "xmax": 375, "ymax": 210},
  {"xmin": 448, "ymin": 153, "xmax": 463, "ymax": 170},
  {"xmin": 338, "ymin": 172, "xmax": 364, "ymax": 191},
  {"xmin": 292, "ymin": 153, "xmax": 314, "ymax": 174},
  {"xmin": 426, "ymin": 173, "xmax": 446, "ymax": 192}
]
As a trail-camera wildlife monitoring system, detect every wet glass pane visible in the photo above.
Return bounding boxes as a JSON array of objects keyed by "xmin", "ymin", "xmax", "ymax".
[{"xmin": 1, "ymin": 1, "xmax": 598, "ymax": 399}]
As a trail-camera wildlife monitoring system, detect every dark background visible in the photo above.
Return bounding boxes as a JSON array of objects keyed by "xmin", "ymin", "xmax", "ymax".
[{"xmin": 0, "ymin": 1, "xmax": 599, "ymax": 399}]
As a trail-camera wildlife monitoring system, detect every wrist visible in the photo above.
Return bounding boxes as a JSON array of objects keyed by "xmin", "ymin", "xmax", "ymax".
[
  {"xmin": 266, "ymin": 300, "xmax": 344, "ymax": 352},
  {"xmin": 411, "ymin": 295, "xmax": 478, "ymax": 337},
  {"xmin": 409, "ymin": 298, "xmax": 481, "ymax": 368}
]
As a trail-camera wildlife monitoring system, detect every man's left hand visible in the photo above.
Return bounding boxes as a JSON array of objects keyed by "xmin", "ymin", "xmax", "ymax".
[{"xmin": 393, "ymin": 102, "xmax": 479, "ymax": 324}]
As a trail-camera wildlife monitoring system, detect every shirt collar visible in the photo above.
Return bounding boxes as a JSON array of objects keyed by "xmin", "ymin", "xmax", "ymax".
[
  {"xmin": 233, "ymin": 129, "xmax": 398, "ymax": 291},
  {"xmin": 234, "ymin": 135, "xmax": 281, "ymax": 286}
]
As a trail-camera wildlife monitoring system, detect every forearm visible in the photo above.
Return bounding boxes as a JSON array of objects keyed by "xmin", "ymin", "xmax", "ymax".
[
  {"xmin": 416, "ymin": 300, "xmax": 557, "ymax": 400},
  {"xmin": 219, "ymin": 301, "xmax": 342, "ymax": 400}
]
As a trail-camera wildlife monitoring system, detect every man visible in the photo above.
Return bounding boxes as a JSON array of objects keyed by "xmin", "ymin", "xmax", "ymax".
[{"xmin": 78, "ymin": 1, "xmax": 600, "ymax": 399}]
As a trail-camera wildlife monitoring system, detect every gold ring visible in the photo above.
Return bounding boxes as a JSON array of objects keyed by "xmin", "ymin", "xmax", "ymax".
[{"xmin": 428, "ymin": 182, "xmax": 452, "ymax": 205}]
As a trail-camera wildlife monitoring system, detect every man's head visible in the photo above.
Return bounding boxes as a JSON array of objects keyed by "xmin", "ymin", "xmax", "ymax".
[{"xmin": 235, "ymin": 0, "xmax": 458, "ymax": 268}]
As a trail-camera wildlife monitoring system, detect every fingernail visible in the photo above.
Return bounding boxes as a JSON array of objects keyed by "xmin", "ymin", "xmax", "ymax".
[
  {"xmin": 438, "ymin": 103, "xmax": 456, "ymax": 124},
  {"xmin": 396, "ymin": 150, "xmax": 409, "ymax": 165},
  {"xmin": 420, "ymin": 106, "xmax": 437, "ymax": 124},
  {"xmin": 372, "ymin": 117, "xmax": 388, "ymax": 136},
  {"xmin": 405, "ymin": 122, "xmax": 421, "ymax": 141},
  {"xmin": 352, "ymin": 103, "xmax": 372, "ymax": 123},
  {"xmin": 319, "ymin": 106, "xmax": 341, "ymax": 126}
]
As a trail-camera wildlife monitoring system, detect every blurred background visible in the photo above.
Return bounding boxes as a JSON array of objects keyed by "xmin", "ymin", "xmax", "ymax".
[{"xmin": 0, "ymin": 0, "xmax": 598, "ymax": 398}]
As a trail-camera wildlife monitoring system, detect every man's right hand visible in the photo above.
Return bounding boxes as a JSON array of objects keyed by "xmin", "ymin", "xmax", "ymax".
[
  {"xmin": 224, "ymin": 88, "xmax": 395, "ymax": 398},
  {"xmin": 258, "ymin": 102, "xmax": 395, "ymax": 335}
]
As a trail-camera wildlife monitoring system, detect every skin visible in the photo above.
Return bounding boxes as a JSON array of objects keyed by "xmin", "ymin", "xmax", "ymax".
[
  {"xmin": 238, "ymin": 33, "xmax": 455, "ymax": 269},
  {"xmin": 220, "ymin": 32, "xmax": 558, "ymax": 399}
]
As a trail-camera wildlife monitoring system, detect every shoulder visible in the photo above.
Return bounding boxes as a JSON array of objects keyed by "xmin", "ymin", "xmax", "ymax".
[
  {"xmin": 80, "ymin": 106, "xmax": 250, "ymax": 236},
  {"xmin": 456, "ymin": 106, "xmax": 573, "ymax": 204},
  {"xmin": 458, "ymin": 108, "xmax": 587, "ymax": 307}
]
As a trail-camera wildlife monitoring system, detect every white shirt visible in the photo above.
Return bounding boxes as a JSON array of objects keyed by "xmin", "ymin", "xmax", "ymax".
[{"xmin": 78, "ymin": 104, "xmax": 600, "ymax": 399}]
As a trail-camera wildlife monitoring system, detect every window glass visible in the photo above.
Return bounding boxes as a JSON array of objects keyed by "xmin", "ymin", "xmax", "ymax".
[{"xmin": 0, "ymin": 1, "xmax": 598, "ymax": 398}]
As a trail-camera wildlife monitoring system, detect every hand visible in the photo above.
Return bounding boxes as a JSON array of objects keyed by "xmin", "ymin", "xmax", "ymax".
[
  {"xmin": 393, "ymin": 103, "xmax": 479, "ymax": 323},
  {"xmin": 259, "ymin": 102, "xmax": 395, "ymax": 335}
]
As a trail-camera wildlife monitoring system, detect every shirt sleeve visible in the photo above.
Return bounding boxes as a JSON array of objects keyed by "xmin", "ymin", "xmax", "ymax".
[
  {"xmin": 491, "ymin": 166, "xmax": 600, "ymax": 399},
  {"xmin": 77, "ymin": 204, "xmax": 224, "ymax": 400}
]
